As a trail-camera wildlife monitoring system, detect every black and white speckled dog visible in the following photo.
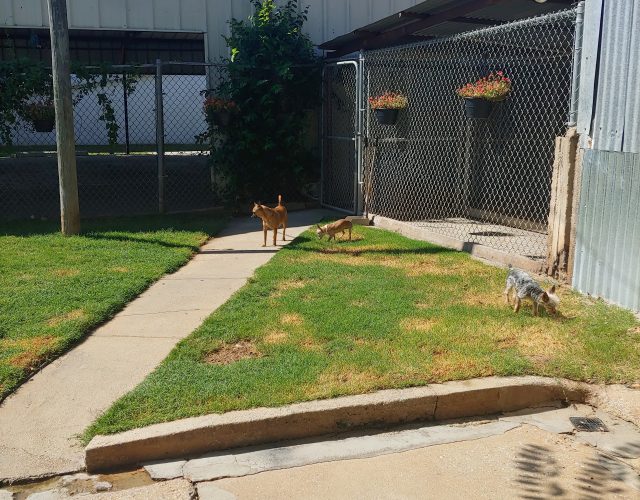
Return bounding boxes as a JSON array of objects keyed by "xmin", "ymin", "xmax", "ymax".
[{"xmin": 504, "ymin": 265, "xmax": 559, "ymax": 316}]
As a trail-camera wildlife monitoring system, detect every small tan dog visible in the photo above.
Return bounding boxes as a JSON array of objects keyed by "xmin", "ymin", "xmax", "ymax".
[
  {"xmin": 316, "ymin": 219, "xmax": 353, "ymax": 241},
  {"xmin": 252, "ymin": 195, "xmax": 288, "ymax": 247}
]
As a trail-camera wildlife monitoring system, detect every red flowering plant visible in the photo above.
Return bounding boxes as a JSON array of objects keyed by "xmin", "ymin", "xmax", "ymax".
[
  {"xmin": 203, "ymin": 96, "xmax": 238, "ymax": 128},
  {"xmin": 457, "ymin": 71, "xmax": 512, "ymax": 101},
  {"xmin": 203, "ymin": 97, "xmax": 237, "ymax": 113},
  {"xmin": 368, "ymin": 92, "xmax": 408, "ymax": 110}
]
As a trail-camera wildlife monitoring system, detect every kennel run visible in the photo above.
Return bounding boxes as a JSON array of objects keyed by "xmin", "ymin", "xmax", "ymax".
[{"xmin": 321, "ymin": 7, "xmax": 579, "ymax": 269}]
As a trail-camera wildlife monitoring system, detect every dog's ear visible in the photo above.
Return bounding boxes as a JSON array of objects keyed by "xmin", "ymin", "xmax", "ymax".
[
  {"xmin": 541, "ymin": 292, "xmax": 549, "ymax": 303},
  {"xmin": 317, "ymin": 224, "xmax": 322, "ymax": 229},
  {"xmin": 549, "ymin": 285, "xmax": 556, "ymax": 294}
]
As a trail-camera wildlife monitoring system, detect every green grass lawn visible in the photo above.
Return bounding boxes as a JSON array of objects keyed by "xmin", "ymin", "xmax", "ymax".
[
  {"xmin": 84, "ymin": 224, "xmax": 640, "ymax": 441},
  {"xmin": 0, "ymin": 213, "xmax": 226, "ymax": 400}
]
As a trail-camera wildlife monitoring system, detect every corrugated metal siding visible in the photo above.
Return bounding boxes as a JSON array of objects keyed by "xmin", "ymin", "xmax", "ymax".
[
  {"xmin": 573, "ymin": 149, "xmax": 640, "ymax": 312},
  {"xmin": 0, "ymin": 0, "xmax": 210, "ymax": 30},
  {"xmin": 0, "ymin": 0, "xmax": 426, "ymax": 44},
  {"xmin": 576, "ymin": 0, "xmax": 601, "ymax": 141},
  {"xmin": 623, "ymin": 2, "xmax": 640, "ymax": 153},
  {"xmin": 582, "ymin": 0, "xmax": 640, "ymax": 154},
  {"xmin": 591, "ymin": 0, "xmax": 633, "ymax": 151}
]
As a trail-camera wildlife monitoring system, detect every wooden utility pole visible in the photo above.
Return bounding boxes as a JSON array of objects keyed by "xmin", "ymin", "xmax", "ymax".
[{"xmin": 47, "ymin": 0, "xmax": 80, "ymax": 235}]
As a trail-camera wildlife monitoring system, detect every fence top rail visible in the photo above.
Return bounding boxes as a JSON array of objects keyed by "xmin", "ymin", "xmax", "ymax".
[{"xmin": 363, "ymin": 7, "xmax": 578, "ymax": 57}]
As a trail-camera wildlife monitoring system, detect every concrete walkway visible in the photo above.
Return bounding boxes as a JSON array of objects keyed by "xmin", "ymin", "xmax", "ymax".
[{"xmin": 0, "ymin": 210, "xmax": 329, "ymax": 483}]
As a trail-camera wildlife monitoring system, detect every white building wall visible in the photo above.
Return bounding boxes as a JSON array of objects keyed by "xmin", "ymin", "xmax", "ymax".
[
  {"xmin": 0, "ymin": 0, "xmax": 426, "ymax": 59},
  {"xmin": 11, "ymin": 75, "xmax": 208, "ymax": 146}
]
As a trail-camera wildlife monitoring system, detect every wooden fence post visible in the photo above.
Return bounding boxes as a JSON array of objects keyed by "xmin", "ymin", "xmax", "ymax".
[
  {"xmin": 47, "ymin": 0, "xmax": 80, "ymax": 235},
  {"xmin": 546, "ymin": 127, "xmax": 579, "ymax": 280}
]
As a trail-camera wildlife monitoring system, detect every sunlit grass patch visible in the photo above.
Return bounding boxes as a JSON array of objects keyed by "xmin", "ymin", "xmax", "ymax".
[
  {"xmin": 85, "ymin": 223, "xmax": 640, "ymax": 442},
  {"xmin": 0, "ymin": 213, "xmax": 226, "ymax": 400}
]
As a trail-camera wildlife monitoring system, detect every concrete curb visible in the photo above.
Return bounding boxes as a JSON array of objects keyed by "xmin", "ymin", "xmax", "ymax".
[
  {"xmin": 85, "ymin": 376, "xmax": 590, "ymax": 472},
  {"xmin": 372, "ymin": 215, "xmax": 543, "ymax": 273}
]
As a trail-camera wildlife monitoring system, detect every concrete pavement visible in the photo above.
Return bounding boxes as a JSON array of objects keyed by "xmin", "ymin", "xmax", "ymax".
[
  {"xmin": 0, "ymin": 210, "xmax": 329, "ymax": 483},
  {"xmin": 6, "ymin": 404, "xmax": 640, "ymax": 499},
  {"xmin": 211, "ymin": 423, "xmax": 640, "ymax": 500}
]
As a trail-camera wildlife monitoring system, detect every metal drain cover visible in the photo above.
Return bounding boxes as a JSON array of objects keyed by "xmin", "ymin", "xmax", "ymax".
[{"xmin": 569, "ymin": 417, "xmax": 608, "ymax": 432}]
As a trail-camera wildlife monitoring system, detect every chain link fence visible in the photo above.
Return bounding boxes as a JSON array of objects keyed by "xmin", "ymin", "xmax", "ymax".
[
  {"xmin": 324, "ymin": 8, "xmax": 578, "ymax": 262},
  {"xmin": 322, "ymin": 61, "xmax": 359, "ymax": 213},
  {"xmin": 1, "ymin": 61, "xmax": 224, "ymax": 219}
]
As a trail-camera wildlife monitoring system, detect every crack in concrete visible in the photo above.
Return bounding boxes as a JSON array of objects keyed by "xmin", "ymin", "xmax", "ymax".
[
  {"xmin": 432, "ymin": 394, "xmax": 439, "ymax": 420},
  {"xmin": 118, "ymin": 308, "xmax": 203, "ymax": 317}
]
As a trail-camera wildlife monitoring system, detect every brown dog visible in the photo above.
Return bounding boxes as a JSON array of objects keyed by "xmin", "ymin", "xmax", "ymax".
[
  {"xmin": 316, "ymin": 219, "xmax": 353, "ymax": 241},
  {"xmin": 252, "ymin": 195, "xmax": 288, "ymax": 247}
]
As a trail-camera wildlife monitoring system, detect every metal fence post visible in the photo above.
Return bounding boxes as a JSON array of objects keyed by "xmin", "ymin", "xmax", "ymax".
[
  {"xmin": 356, "ymin": 50, "xmax": 365, "ymax": 215},
  {"xmin": 568, "ymin": 1, "xmax": 585, "ymax": 127},
  {"xmin": 122, "ymin": 71, "xmax": 130, "ymax": 154},
  {"xmin": 155, "ymin": 59, "xmax": 165, "ymax": 213}
]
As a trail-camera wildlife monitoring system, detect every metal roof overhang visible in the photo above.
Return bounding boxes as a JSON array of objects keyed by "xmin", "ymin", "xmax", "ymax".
[{"xmin": 320, "ymin": 0, "xmax": 574, "ymax": 57}]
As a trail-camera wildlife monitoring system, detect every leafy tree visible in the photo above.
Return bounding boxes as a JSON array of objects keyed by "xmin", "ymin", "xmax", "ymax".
[{"xmin": 210, "ymin": 0, "xmax": 322, "ymax": 204}]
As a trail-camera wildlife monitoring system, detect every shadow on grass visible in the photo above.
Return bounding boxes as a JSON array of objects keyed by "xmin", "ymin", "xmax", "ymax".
[
  {"xmin": 286, "ymin": 234, "xmax": 455, "ymax": 257},
  {"xmin": 0, "ymin": 212, "xmax": 227, "ymax": 238},
  {"xmin": 85, "ymin": 232, "xmax": 201, "ymax": 251}
]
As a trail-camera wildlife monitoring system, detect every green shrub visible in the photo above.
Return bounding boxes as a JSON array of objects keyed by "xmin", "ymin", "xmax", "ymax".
[{"xmin": 209, "ymin": 0, "xmax": 322, "ymax": 205}]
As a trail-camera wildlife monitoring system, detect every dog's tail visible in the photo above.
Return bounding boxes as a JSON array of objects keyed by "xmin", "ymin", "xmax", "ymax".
[{"xmin": 278, "ymin": 194, "xmax": 283, "ymax": 206}]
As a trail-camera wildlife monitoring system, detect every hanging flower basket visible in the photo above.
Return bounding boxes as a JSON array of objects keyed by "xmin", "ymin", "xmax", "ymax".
[
  {"xmin": 210, "ymin": 110, "xmax": 233, "ymax": 127},
  {"xmin": 24, "ymin": 100, "xmax": 56, "ymax": 132},
  {"xmin": 369, "ymin": 92, "xmax": 408, "ymax": 126},
  {"xmin": 204, "ymin": 97, "xmax": 237, "ymax": 128},
  {"xmin": 457, "ymin": 72, "xmax": 512, "ymax": 120},
  {"xmin": 374, "ymin": 108, "xmax": 400, "ymax": 125},
  {"xmin": 463, "ymin": 98, "xmax": 492, "ymax": 120},
  {"xmin": 32, "ymin": 117, "xmax": 55, "ymax": 133}
]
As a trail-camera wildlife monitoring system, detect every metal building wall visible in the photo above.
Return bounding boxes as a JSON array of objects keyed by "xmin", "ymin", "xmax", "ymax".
[
  {"xmin": 572, "ymin": 0, "xmax": 640, "ymax": 311},
  {"xmin": 0, "ymin": 0, "xmax": 251, "ymax": 61},
  {"xmin": 299, "ymin": 0, "xmax": 424, "ymax": 48},
  {"xmin": 577, "ymin": 0, "xmax": 640, "ymax": 154},
  {"xmin": 0, "ymin": 0, "xmax": 425, "ymax": 61},
  {"xmin": 573, "ymin": 150, "xmax": 640, "ymax": 312}
]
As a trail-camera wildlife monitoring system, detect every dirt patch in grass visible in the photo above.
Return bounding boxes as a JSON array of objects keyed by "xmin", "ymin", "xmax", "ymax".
[
  {"xmin": 5, "ymin": 336, "xmax": 59, "ymax": 369},
  {"xmin": 629, "ymin": 326, "xmax": 640, "ymax": 336},
  {"xmin": 204, "ymin": 341, "xmax": 261, "ymax": 365},
  {"xmin": 301, "ymin": 336, "xmax": 323, "ymax": 351},
  {"xmin": 405, "ymin": 258, "xmax": 457, "ymax": 277},
  {"xmin": 270, "ymin": 279, "xmax": 310, "ymax": 298},
  {"xmin": 462, "ymin": 289, "xmax": 505, "ymax": 308},
  {"xmin": 430, "ymin": 357, "xmax": 494, "ymax": 381},
  {"xmin": 264, "ymin": 330, "xmax": 288, "ymax": 345},
  {"xmin": 281, "ymin": 313, "xmax": 304, "ymax": 326},
  {"xmin": 52, "ymin": 268, "xmax": 80, "ymax": 278},
  {"xmin": 111, "ymin": 267, "xmax": 130, "ymax": 273},
  {"xmin": 401, "ymin": 317, "xmax": 436, "ymax": 332},
  {"xmin": 304, "ymin": 369, "xmax": 383, "ymax": 398},
  {"xmin": 515, "ymin": 326, "xmax": 567, "ymax": 360},
  {"xmin": 47, "ymin": 309, "xmax": 86, "ymax": 327},
  {"xmin": 319, "ymin": 244, "xmax": 397, "ymax": 256}
]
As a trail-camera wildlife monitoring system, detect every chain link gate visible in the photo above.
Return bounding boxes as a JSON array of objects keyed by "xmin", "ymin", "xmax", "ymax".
[
  {"xmin": 321, "ymin": 60, "xmax": 363, "ymax": 214},
  {"xmin": 323, "ymin": 9, "xmax": 578, "ymax": 262}
]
